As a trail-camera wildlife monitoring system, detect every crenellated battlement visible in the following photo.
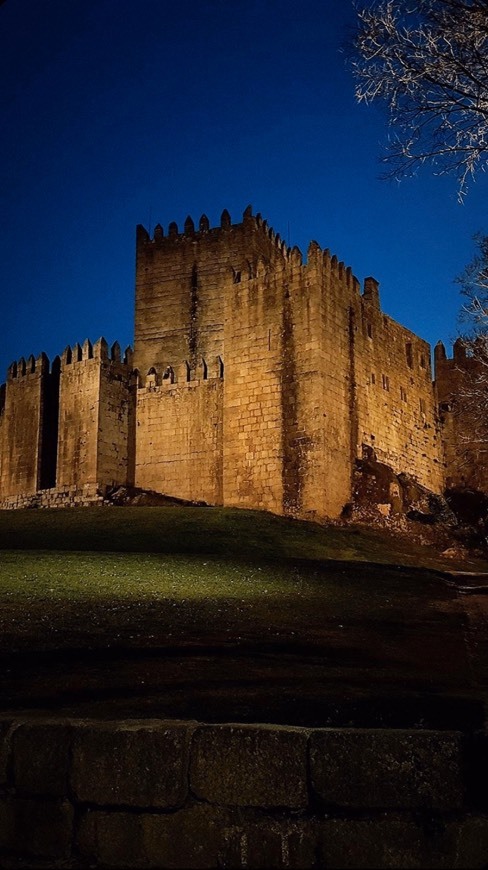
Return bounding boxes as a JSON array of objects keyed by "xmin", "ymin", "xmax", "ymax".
[
  {"xmin": 2, "ymin": 203, "xmax": 485, "ymax": 514},
  {"xmin": 136, "ymin": 355, "xmax": 224, "ymax": 390},
  {"xmin": 135, "ymin": 204, "xmax": 369, "ymax": 311},
  {"xmin": 60, "ymin": 338, "xmax": 133, "ymax": 368},
  {"xmin": 5, "ymin": 340, "xmax": 133, "ymax": 382},
  {"xmin": 6, "ymin": 352, "xmax": 50, "ymax": 381}
]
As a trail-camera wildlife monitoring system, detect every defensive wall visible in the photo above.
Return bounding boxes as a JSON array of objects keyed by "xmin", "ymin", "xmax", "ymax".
[
  {"xmin": 132, "ymin": 207, "xmax": 445, "ymax": 519},
  {"xmin": 1, "ymin": 716, "xmax": 488, "ymax": 868},
  {"xmin": 0, "ymin": 206, "xmax": 484, "ymax": 514},
  {"xmin": 0, "ymin": 339, "xmax": 133, "ymax": 509},
  {"xmin": 435, "ymin": 338, "xmax": 488, "ymax": 493}
]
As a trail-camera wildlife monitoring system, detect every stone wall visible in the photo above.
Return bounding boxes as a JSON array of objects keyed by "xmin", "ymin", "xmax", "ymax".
[
  {"xmin": 134, "ymin": 209, "xmax": 449, "ymax": 519},
  {"xmin": 0, "ymin": 484, "xmax": 103, "ymax": 510},
  {"xmin": 135, "ymin": 371, "xmax": 224, "ymax": 504},
  {"xmin": 57, "ymin": 339, "xmax": 132, "ymax": 492},
  {"xmin": 295, "ymin": 245, "xmax": 359, "ymax": 519},
  {"xmin": 97, "ymin": 346, "xmax": 134, "ymax": 490},
  {"xmin": 0, "ymin": 355, "xmax": 48, "ymax": 499},
  {"xmin": 435, "ymin": 339, "xmax": 488, "ymax": 492},
  {"xmin": 1, "ymin": 717, "xmax": 488, "ymax": 868},
  {"xmin": 222, "ymin": 247, "xmax": 286, "ymax": 515},
  {"xmin": 2, "ymin": 206, "xmax": 487, "ymax": 514},
  {"xmin": 354, "ymin": 282, "xmax": 445, "ymax": 494}
]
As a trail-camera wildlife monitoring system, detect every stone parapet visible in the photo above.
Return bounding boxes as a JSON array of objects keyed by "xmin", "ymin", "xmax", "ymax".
[
  {"xmin": 0, "ymin": 484, "xmax": 104, "ymax": 510},
  {"xmin": 0, "ymin": 717, "xmax": 487, "ymax": 867}
]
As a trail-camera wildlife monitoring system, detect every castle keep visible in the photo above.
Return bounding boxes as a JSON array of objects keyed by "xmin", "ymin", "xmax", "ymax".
[{"xmin": 0, "ymin": 206, "xmax": 484, "ymax": 516}]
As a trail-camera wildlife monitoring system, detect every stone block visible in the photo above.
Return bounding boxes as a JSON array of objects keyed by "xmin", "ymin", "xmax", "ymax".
[
  {"xmin": 12, "ymin": 720, "xmax": 72, "ymax": 796},
  {"xmin": 0, "ymin": 796, "xmax": 73, "ymax": 859},
  {"xmin": 77, "ymin": 805, "xmax": 233, "ymax": 869},
  {"xmin": 318, "ymin": 816, "xmax": 486, "ymax": 870},
  {"xmin": 190, "ymin": 724, "xmax": 309, "ymax": 808},
  {"xmin": 310, "ymin": 729, "xmax": 464, "ymax": 810},
  {"xmin": 77, "ymin": 810, "xmax": 147, "ymax": 868},
  {"xmin": 71, "ymin": 720, "xmax": 193, "ymax": 807},
  {"xmin": 228, "ymin": 816, "xmax": 317, "ymax": 869}
]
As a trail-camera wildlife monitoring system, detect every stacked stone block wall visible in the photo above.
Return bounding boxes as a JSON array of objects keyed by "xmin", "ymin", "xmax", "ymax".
[
  {"xmin": 435, "ymin": 340, "xmax": 488, "ymax": 492},
  {"xmin": 222, "ymin": 245, "xmax": 287, "ymax": 515},
  {"xmin": 134, "ymin": 208, "xmax": 281, "ymax": 379},
  {"xmin": 97, "ymin": 351, "xmax": 133, "ymax": 490},
  {"xmin": 0, "ymin": 355, "xmax": 48, "ymax": 499},
  {"xmin": 1, "ymin": 717, "xmax": 488, "ymax": 868},
  {"xmin": 1, "ymin": 207, "xmax": 486, "ymax": 512},
  {"xmin": 135, "ymin": 368, "xmax": 223, "ymax": 504},
  {"xmin": 57, "ymin": 344, "xmax": 102, "ymax": 489},
  {"xmin": 0, "ymin": 484, "xmax": 104, "ymax": 510},
  {"xmin": 57, "ymin": 340, "xmax": 132, "ymax": 492},
  {"xmin": 354, "ymin": 286, "xmax": 445, "ymax": 494},
  {"xmin": 295, "ymin": 247, "xmax": 360, "ymax": 518}
]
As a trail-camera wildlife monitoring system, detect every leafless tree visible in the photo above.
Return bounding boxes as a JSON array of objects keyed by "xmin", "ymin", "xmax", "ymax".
[
  {"xmin": 457, "ymin": 236, "xmax": 488, "ymax": 429},
  {"xmin": 351, "ymin": 0, "xmax": 488, "ymax": 198}
]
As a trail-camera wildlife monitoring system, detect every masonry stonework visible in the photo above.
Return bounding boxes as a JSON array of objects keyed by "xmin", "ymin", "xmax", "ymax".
[
  {"xmin": 0, "ymin": 206, "xmax": 485, "ymax": 514},
  {"xmin": 1, "ymin": 717, "xmax": 488, "ymax": 868}
]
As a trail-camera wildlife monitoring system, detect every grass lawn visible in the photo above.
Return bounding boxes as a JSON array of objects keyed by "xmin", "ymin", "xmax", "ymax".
[
  {"xmin": 0, "ymin": 506, "xmax": 486, "ymax": 727},
  {"xmin": 0, "ymin": 504, "xmax": 486, "ymax": 568}
]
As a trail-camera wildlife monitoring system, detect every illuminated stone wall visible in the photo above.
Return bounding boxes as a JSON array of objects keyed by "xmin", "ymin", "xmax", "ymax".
[{"xmin": 0, "ymin": 206, "xmax": 485, "ymax": 512}]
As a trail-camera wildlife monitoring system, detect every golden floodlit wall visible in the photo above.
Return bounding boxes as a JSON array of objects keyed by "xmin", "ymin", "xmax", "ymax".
[
  {"xmin": 0, "ymin": 206, "xmax": 484, "ymax": 513},
  {"xmin": 435, "ymin": 339, "xmax": 488, "ymax": 493}
]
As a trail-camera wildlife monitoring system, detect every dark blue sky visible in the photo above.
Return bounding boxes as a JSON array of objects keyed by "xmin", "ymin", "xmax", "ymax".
[{"xmin": 1, "ymin": 0, "xmax": 486, "ymax": 378}]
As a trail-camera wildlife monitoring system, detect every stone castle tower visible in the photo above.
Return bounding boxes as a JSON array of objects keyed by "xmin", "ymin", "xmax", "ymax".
[{"xmin": 0, "ymin": 206, "xmax": 485, "ymax": 515}]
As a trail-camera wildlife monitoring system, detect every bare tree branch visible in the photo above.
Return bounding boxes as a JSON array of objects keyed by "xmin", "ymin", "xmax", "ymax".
[
  {"xmin": 455, "ymin": 235, "xmax": 488, "ymax": 445},
  {"xmin": 351, "ymin": 0, "xmax": 488, "ymax": 198}
]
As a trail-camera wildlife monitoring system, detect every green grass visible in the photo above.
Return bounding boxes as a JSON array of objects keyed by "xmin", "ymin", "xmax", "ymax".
[
  {"xmin": 0, "ymin": 550, "xmax": 313, "ymax": 603},
  {"xmin": 0, "ymin": 505, "xmax": 485, "ymax": 570},
  {"xmin": 0, "ymin": 506, "xmax": 484, "ymax": 724}
]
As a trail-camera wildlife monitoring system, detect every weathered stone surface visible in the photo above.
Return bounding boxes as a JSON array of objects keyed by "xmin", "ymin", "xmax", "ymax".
[
  {"xmin": 0, "ymin": 796, "xmax": 73, "ymax": 859},
  {"xmin": 77, "ymin": 805, "xmax": 234, "ymax": 869},
  {"xmin": 71, "ymin": 720, "xmax": 193, "ymax": 807},
  {"xmin": 226, "ymin": 816, "xmax": 317, "ymax": 869},
  {"xmin": 310, "ymin": 729, "xmax": 464, "ymax": 810},
  {"xmin": 77, "ymin": 809, "xmax": 146, "ymax": 868},
  {"xmin": 318, "ymin": 815, "xmax": 488, "ymax": 870},
  {"xmin": 190, "ymin": 724, "xmax": 309, "ymax": 808},
  {"xmin": 12, "ymin": 721, "xmax": 72, "ymax": 796},
  {"xmin": 319, "ymin": 817, "xmax": 453, "ymax": 870},
  {"xmin": 5, "ymin": 209, "xmax": 479, "ymax": 523}
]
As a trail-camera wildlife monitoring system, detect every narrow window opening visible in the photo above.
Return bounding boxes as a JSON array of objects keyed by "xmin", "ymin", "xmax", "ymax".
[
  {"xmin": 367, "ymin": 323, "xmax": 373, "ymax": 339},
  {"xmin": 406, "ymin": 342, "xmax": 413, "ymax": 368},
  {"xmin": 382, "ymin": 374, "xmax": 390, "ymax": 391}
]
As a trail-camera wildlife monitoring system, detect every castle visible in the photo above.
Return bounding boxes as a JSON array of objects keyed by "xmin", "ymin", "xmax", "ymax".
[{"xmin": 0, "ymin": 206, "xmax": 485, "ymax": 516}]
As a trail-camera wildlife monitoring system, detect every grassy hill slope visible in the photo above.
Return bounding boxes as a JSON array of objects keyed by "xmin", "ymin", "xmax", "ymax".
[{"xmin": 0, "ymin": 505, "xmax": 485, "ymax": 571}]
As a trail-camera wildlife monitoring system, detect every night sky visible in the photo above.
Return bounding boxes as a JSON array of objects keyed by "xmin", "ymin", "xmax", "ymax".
[{"xmin": 1, "ymin": 0, "xmax": 486, "ymax": 379}]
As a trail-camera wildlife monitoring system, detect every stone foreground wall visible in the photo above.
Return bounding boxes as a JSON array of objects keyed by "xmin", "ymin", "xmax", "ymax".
[{"xmin": 1, "ymin": 717, "xmax": 488, "ymax": 868}]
